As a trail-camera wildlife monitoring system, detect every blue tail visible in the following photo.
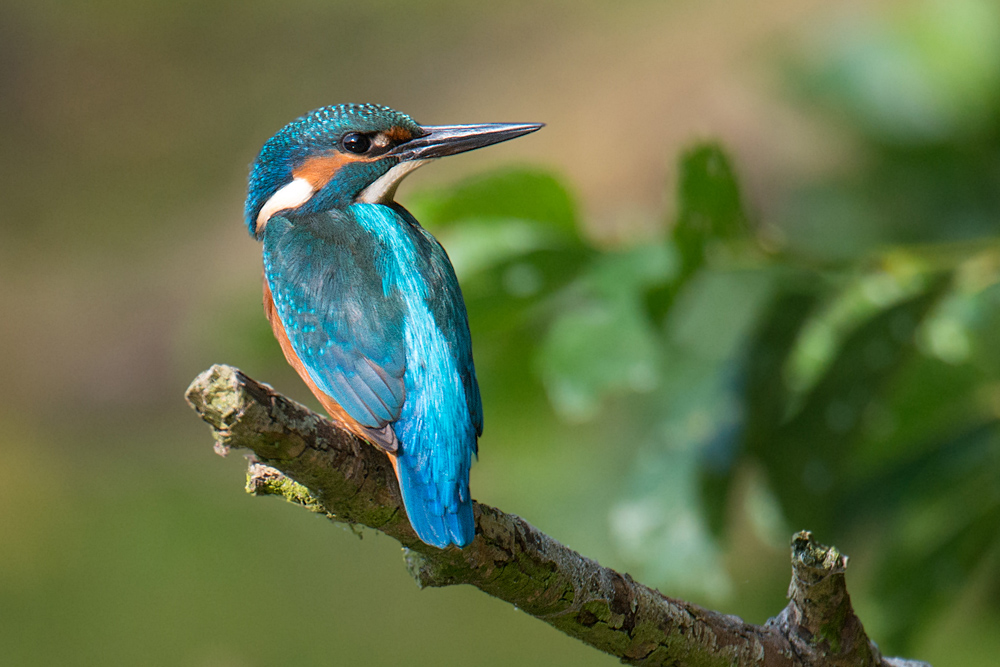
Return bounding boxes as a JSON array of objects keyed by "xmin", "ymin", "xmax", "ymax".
[{"xmin": 395, "ymin": 453, "xmax": 474, "ymax": 548}]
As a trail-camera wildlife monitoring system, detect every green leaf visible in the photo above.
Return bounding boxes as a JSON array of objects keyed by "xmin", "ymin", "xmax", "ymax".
[
  {"xmin": 458, "ymin": 241, "xmax": 596, "ymax": 430},
  {"xmin": 866, "ymin": 423, "xmax": 1000, "ymax": 650},
  {"xmin": 761, "ymin": 280, "xmax": 948, "ymax": 535},
  {"xmin": 610, "ymin": 422, "xmax": 733, "ymax": 601},
  {"xmin": 536, "ymin": 244, "xmax": 673, "ymax": 421},
  {"xmin": 462, "ymin": 245, "xmax": 596, "ymax": 340},
  {"xmin": 673, "ymin": 143, "xmax": 750, "ymax": 277},
  {"xmin": 647, "ymin": 143, "xmax": 751, "ymax": 323},
  {"xmin": 700, "ymin": 284, "xmax": 822, "ymax": 539},
  {"xmin": 666, "ymin": 267, "xmax": 776, "ymax": 363},
  {"xmin": 407, "ymin": 167, "xmax": 581, "ymax": 240}
]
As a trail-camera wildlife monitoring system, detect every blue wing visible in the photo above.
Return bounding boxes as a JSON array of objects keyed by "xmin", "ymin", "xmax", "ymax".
[
  {"xmin": 393, "ymin": 204, "xmax": 484, "ymax": 440},
  {"xmin": 262, "ymin": 212, "xmax": 407, "ymax": 430}
]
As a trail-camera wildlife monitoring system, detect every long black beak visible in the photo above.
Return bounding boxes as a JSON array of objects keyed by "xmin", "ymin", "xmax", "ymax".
[{"xmin": 392, "ymin": 122, "xmax": 543, "ymax": 161}]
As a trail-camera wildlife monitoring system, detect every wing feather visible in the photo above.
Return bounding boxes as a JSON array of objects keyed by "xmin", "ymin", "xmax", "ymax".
[{"xmin": 263, "ymin": 212, "xmax": 407, "ymax": 429}]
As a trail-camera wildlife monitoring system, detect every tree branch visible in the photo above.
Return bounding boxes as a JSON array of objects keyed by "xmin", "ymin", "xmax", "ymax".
[{"xmin": 185, "ymin": 364, "xmax": 930, "ymax": 667}]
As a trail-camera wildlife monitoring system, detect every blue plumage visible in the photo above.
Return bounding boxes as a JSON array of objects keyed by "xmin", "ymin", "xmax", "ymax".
[
  {"xmin": 264, "ymin": 204, "xmax": 479, "ymax": 545},
  {"xmin": 352, "ymin": 203, "xmax": 480, "ymax": 546},
  {"xmin": 263, "ymin": 211, "xmax": 407, "ymax": 428},
  {"xmin": 245, "ymin": 103, "xmax": 541, "ymax": 548}
]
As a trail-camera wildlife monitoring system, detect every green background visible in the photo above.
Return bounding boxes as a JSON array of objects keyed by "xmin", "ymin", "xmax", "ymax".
[{"xmin": 2, "ymin": 1, "xmax": 999, "ymax": 665}]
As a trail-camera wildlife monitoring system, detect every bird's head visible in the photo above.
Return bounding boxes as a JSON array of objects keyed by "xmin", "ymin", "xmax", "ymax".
[{"xmin": 245, "ymin": 103, "xmax": 542, "ymax": 238}]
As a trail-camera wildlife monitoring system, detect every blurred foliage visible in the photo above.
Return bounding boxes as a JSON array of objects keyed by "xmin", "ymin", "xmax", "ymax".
[
  {"xmin": 780, "ymin": 0, "xmax": 1000, "ymax": 258},
  {"xmin": 415, "ymin": 154, "xmax": 1000, "ymax": 651},
  {"xmin": 4, "ymin": 1, "xmax": 1000, "ymax": 664},
  {"xmin": 409, "ymin": 6, "xmax": 1000, "ymax": 641}
]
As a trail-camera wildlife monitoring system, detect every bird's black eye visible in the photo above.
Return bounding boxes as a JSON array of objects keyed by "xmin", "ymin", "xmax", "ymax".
[{"xmin": 342, "ymin": 132, "xmax": 372, "ymax": 154}]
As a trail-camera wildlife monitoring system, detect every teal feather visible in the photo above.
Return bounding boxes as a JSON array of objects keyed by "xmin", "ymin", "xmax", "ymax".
[{"xmin": 264, "ymin": 203, "xmax": 479, "ymax": 547}]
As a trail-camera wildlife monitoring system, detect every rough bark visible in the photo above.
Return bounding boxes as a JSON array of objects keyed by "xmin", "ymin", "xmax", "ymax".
[{"xmin": 185, "ymin": 364, "xmax": 931, "ymax": 667}]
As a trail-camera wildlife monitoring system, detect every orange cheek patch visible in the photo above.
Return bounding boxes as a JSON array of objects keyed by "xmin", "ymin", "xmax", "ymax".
[{"xmin": 293, "ymin": 153, "xmax": 367, "ymax": 190}]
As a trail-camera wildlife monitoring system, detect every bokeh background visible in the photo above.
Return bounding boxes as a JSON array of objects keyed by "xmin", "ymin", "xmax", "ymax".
[{"xmin": 2, "ymin": 0, "xmax": 999, "ymax": 665}]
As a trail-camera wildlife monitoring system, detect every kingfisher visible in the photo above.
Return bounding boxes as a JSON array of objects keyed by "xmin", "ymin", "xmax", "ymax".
[{"xmin": 244, "ymin": 103, "xmax": 542, "ymax": 548}]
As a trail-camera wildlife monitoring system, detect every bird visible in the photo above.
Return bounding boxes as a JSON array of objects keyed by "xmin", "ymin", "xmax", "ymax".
[{"xmin": 243, "ymin": 103, "xmax": 542, "ymax": 548}]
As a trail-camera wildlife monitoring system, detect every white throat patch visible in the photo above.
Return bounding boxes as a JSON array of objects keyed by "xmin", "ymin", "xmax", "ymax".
[
  {"xmin": 357, "ymin": 159, "xmax": 432, "ymax": 205},
  {"xmin": 256, "ymin": 178, "xmax": 315, "ymax": 233}
]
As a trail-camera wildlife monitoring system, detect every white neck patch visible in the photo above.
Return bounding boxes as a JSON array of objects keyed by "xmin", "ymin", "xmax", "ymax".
[
  {"xmin": 256, "ymin": 178, "xmax": 315, "ymax": 234},
  {"xmin": 357, "ymin": 159, "xmax": 432, "ymax": 205}
]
